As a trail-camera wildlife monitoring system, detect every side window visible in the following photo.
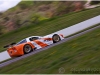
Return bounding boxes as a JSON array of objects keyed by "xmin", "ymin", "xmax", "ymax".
[
  {"xmin": 29, "ymin": 37, "xmax": 39, "ymax": 41},
  {"xmin": 17, "ymin": 39, "xmax": 27, "ymax": 45}
]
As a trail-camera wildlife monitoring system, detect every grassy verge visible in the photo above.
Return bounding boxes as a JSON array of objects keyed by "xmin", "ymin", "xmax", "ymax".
[
  {"xmin": 0, "ymin": 24, "xmax": 100, "ymax": 74},
  {"xmin": 0, "ymin": 58, "xmax": 11, "ymax": 64},
  {"xmin": 0, "ymin": 6, "xmax": 100, "ymax": 52}
]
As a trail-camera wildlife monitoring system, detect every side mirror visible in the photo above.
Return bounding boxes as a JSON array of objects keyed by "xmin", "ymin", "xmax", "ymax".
[{"xmin": 29, "ymin": 38, "xmax": 33, "ymax": 41}]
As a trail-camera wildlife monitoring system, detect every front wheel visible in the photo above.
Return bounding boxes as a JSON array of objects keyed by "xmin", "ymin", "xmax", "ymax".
[
  {"xmin": 23, "ymin": 44, "xmax": 32, "ymax": 54},
  {"xmin": 52, "ymin": 34, "xmax": 61, "ymax": 43}
]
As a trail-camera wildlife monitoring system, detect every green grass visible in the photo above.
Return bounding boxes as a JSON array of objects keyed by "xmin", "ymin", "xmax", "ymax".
[
  {"xmin": 0, "ymin": 6, "xmax": 100, "ymax": 52},
  {"xmin": 0, "ymin": 24, "xmax": 100, "ymax": 74}
]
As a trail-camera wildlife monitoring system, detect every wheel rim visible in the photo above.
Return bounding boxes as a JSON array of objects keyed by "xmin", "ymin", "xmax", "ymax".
[
  {"xmin": 53, "ymin": 35, "xmax": 60, "ymax": 42},
  {"xmin": 24, "ymin": 45, "xmax": 31, "ymax": 53}
]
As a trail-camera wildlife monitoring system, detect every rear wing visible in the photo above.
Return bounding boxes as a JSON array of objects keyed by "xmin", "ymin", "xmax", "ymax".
[{"xmin": 3, "ymin": 42, "xmax": 16, "ymax": 48}]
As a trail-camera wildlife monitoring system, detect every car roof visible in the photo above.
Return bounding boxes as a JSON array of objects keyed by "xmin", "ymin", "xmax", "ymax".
[
  {"xmin": 25, "ymin": 36, "xmax": 42, "ymax": 42},
  {"xmin": 26, "ymin": 36, "xmax": 42, "ymax": 39},
  {"xmin": 17, "ymin": 36, "xmax": 42, "ymax": 45}
]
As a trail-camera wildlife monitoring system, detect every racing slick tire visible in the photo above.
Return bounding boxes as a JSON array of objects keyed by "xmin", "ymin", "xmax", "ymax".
[
  {"xmin": 52, "ymin": 34, "xmax": 61, "ymax": 43},
  {"xmin": 23, "ymin": 44, "xmax": 32, "ymax": 54}
]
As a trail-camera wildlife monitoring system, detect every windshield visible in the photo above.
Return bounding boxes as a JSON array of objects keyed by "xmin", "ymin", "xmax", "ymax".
[
  {"xmin": 29, "ymin": 37, "xmax": 39, "ymax": 41},
  {"xmin": 17, "ymin": 39, "xmax": 27, "ymax": 45}
]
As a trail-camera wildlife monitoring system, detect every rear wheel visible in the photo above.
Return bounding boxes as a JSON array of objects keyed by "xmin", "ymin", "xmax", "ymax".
[
  {"xmin": 52, "ymin": 34, "xmax": 61, "ymax": 43},
  {"xmin": 23, "ymin": 44, "xmax": 32, "ymax": 54}
]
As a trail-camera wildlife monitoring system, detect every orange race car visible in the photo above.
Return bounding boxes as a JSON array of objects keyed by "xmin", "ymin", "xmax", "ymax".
[{"xmin": 4, "ymin": 34, "xmax": 64, "ymax": 57}]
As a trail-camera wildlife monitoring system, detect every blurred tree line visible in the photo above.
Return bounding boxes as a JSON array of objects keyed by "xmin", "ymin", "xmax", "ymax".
[{"xmin": 0, "ymin": 1, "xmax": 87, "ymax": 36}]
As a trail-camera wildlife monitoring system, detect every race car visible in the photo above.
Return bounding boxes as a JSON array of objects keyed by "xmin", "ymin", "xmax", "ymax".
[{"xmin": 4, "ymin": 34, "xmax": 64, "ymax": 57}]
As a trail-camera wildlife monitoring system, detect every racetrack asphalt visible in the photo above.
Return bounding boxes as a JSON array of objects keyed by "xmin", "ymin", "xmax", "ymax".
[
  {"xmin": 0, "ymin": 15, "xmax": 100, "ymax": 62},
  {"xmin": 0, "ymin": 25, "xmax": 100, "ymax": 68}
]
